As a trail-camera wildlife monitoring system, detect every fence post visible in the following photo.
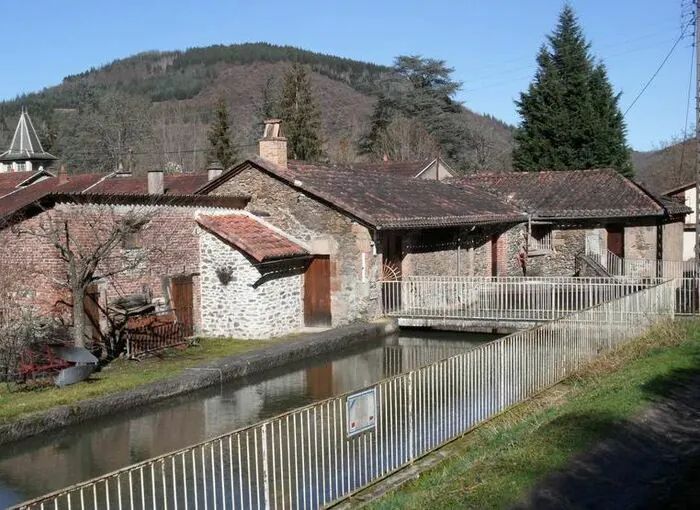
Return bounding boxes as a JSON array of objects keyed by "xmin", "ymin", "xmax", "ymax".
[
  {"xmin": 407, "ymin": 372, "xmax": 414, "ymax": 462},
  {"xmin": 262, "ymin": 423, "xmax": 270, "ymax": 510}
]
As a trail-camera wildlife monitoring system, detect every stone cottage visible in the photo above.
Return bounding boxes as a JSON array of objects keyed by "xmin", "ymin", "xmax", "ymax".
[
  {"xmin": 197, "ymin": 120, "xmax": 527, "ymax": 329},
  {"xmin": 449, "ymin": 170, "xmax": 690, "ymax": 277},
  {"xmin": 197, "ymin": 212, "xmax": 311, "ymax": 338},
  {"xmin": 664, "ymin": 181, "xmax": 697, "ymax": 261}
]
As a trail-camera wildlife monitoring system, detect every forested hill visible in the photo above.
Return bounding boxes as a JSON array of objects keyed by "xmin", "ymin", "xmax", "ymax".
[{"xmin": 0, "ymin": 43, "xmax": 515, "ymax": 175}]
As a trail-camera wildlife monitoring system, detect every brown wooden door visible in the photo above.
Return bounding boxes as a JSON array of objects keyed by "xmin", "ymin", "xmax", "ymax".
[
  {"xmin": 607, "ymin": 225, "xmax": 625, "ymax": 258},
  {"xmin": 170, "ymin": 275, "xmax": 194, "ymax": 335},
  {"xmin": 84, "ymin": 283, "xmax": 102, "ymax": 344},
  {"xmin": 491, "ymin": 234, "xmax": 500, "ymax": 277},
  {"xmin": 304, "ymin": 256, "xmax": 331, "ymax": 327}
]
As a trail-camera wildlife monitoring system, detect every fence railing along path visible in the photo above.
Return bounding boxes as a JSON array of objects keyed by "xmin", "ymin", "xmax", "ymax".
[
  {"xmin": 380, "ymin": 276, "xmax": 660, "ymax": 321},
  {"xmin": 12, "ymin": 279, "xmax": 676, "ymax": 510}
]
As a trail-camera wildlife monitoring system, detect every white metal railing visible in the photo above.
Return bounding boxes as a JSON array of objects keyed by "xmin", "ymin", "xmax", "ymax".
[
  {"xmin": 12, "ymin": 280, "xmax": 676, "ymax": 510},
  {"xmin": 380, "ymin": 276, "xmax": 659, "ymax": 321},
  {"xmin": 528, "ymin": 232, "xmax": 553, "ymax": 253},
  {"xmin": 584, "ymin": 245, "xmax": 697, "ymax": 279}
]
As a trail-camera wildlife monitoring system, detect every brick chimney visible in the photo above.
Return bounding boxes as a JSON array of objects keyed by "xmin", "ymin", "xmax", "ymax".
[
  {"xmin": 148, "ymin": 168, "xmax": 164, "ymax": 195},
  {"xmin": 258, "ymin": 119, "xmax": 287, "ymax": 168},
  {"xmin": 207, "ymin": 160, "xmax": 224, "ymax": 181}
]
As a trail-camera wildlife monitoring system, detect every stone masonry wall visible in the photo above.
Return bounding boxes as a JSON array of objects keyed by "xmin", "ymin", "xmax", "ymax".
[
  {"xmin": 199, "ymin": 230, "xmax": 302, "ymax": 339},
  {"xmin": 662, "ymin": 221, "xmax": 683, "ymax": 263},
  {"xmin": 209, "ymin": 166, "xmax": 381, "ymax": 325},
  {"xmin": 401, "ymin": 225, "xmax": 521, "ymax": 278},
  {"xmin": 625, "ymin": 223, "xmax": 657, "ymax": 260},
  {"xmin": 521, "ymin": 227, "xmax": 587, "ymax": 277}
]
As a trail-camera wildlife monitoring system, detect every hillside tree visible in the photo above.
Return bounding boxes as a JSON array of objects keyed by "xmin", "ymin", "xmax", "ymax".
[
  {"xmin": 360, "ymin": 55, "xmax": 466, "ymax": 165},
  {"xmin": 280, "ymin": 63, "xmax": 323, "ymax": 161},
  {"xmin": 207, "ymin": 98, "xmax": 239, "ymax": 169},
  {"xmin": 513, "ymin": 4, "xmax": 632, "ymax": 176}
]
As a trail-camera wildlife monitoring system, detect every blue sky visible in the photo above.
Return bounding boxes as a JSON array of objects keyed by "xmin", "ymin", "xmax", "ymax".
[{"xmin": 4, "ymin": 0, "xmax": 693, "ymax": 151}]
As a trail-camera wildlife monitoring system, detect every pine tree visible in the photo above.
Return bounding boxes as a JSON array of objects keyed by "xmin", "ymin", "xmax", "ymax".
[
  {"xmin": 513, "ymin": 5, "xmax": 632, "ymax": 176},
  {"xmin": 359, "ymin": 55, "xmax": 466, "ymax": 164},
  {"xmin": 207, "ymin": 99, "xmax": 238, "ymax": 169},
  {"xmin": 280, "ymin": 64, "xmax": 323, "ymax": 161}
]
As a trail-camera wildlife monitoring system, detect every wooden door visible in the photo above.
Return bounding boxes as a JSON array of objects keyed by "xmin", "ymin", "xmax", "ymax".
[
  {"xmin": 607, "ymin": 225, "xmax": 625, "ymax": 259},
  {"xmin": 170, "ymin": 275, "xmax": 194, "ymax": 335},
  {"xmin": 83, "ymin": 283, "xmax": 102, "ymax": 344},
  {"xmin": 491, "ymin": 234, "xmax": 500, "ymax": 277},
  {"xmin": 304, "ymin": 256, "xmax": 331, "ymax": 327}
]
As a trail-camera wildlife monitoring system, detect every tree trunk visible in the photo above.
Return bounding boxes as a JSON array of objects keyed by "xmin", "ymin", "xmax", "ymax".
[{"xmin": 72, "ymin": 284, "xmax": 86, "ymax": 348}]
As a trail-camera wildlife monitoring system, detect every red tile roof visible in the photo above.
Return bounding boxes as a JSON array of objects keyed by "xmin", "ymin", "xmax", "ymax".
[
  {"xmin": 449, "ymin": 169, "xmax": 667, "ymax": 220},
  {"xmin": 197, "ymin": 214, "xmax": 308, "ymax": 263},
  {"xmin": 87, "ymin": 173, "xmax": 209, "ymax": 195},
  {"xmin": 354, "ymin": 160, "xmax": 432, "ymax": 178},
  {"xmin": 198, "ymin": 157, "xmax": 526, "ymax": 229},
  {"xmin": 0, "ymin": 171, "xmax": 214, "ymax": 220}
]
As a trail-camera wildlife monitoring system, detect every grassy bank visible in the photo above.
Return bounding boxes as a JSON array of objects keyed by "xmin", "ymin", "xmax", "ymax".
[
  {"xmin": 0, "ymin": 337, "xmax": 283, "ymax": 425},
  {"xmin": 370, "ymin": 319, "xmax": 700, "ymax": 510}
]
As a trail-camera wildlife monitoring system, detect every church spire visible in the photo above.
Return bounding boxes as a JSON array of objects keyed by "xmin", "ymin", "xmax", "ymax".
[{"xmin": 0, "ymin": 108, "xmax": 57, "ymax": 173}]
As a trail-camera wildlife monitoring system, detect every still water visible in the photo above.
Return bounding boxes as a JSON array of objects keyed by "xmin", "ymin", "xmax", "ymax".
[{"xmin": 0, "ymin": 329, "xmax": 497, "ymax": 507}]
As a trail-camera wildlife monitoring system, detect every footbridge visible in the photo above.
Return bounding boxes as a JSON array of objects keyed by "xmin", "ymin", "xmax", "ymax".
[{"xmin": 380, "ymin": 276, "xmax": 660, "ymax": 331}]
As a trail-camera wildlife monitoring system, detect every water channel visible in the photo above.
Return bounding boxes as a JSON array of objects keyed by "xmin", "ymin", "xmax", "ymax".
[{"xmin": 0, "ymin": 329, "xmax": 498, "ymax": 507}]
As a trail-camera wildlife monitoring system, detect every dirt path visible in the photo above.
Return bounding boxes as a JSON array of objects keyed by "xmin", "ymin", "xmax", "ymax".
[{"xmin": 513, "ymin": 373, "xmax": 700, "ymax": 510}]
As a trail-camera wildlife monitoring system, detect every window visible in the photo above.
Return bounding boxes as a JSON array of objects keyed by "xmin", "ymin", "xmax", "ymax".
[
  {"xmin": 122, "ymin": 218, "xmax": 148, "ymax": 250},
  {"xmin": 529, "ymin": 225, "xmax": 553, "ymax": 253}
]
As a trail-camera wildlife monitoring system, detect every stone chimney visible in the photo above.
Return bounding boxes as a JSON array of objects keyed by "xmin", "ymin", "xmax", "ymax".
[
  {"xmin": 148, "ymin": 168, "xmax": 164, "ymax": 195},
  {"xmin": 207, "ymin": 160, "xmax": 224, "ymax": 181},
  {"xmin": 58, "ymin": 165, "xmax": 69, "ymax": 185},
  {"xmin": 115, "ymin": 161, "xmax": 131, "ymax": 178},
  {"xmin": 258, "ymin": 119, "xmax": 287, "ymax": 168}
]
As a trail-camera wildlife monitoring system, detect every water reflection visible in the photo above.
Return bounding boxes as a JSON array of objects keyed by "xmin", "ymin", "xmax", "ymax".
[{"xmin": 0, "ymin": 329, "xmax": 496, "ymax": 505}]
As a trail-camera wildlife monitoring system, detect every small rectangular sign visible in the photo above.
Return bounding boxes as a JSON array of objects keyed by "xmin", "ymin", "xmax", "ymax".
[{"xmin": 346, "ymin": 387, "xmax": 377, "ymax": 437}]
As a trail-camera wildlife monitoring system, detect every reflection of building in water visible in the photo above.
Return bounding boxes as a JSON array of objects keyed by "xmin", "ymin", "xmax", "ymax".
[{"xmin": 204, "ymin": 371, "xmax": 306, "ymax": 437}]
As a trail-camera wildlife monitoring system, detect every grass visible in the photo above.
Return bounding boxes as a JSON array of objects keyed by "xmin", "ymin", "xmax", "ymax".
[
  {"xmin": 369, "ymin": 319, "xmax": 700, "ymax": 510},
  {"xmin": 0, "ymin": 337, "xmax": 285, "ymax": 425}
]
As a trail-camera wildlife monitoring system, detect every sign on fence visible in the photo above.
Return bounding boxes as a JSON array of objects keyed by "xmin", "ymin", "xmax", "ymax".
[{"xmin": 346, "ymin": 387, "xmax": 377, "ymax": 437}]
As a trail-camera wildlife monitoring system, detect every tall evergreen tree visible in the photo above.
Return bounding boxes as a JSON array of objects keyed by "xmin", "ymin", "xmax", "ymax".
[
  {"xmin": 513, "ymin": 5, "xmax": 632, "ymax": 176},
  {"xmin": 207, "ymin": 99, "xmax": 238, "ymax": 169},
  {"xmin": 359, "ymin": 55, "xmax": 466, "ymax": 164},
  {"xmin": 280, "ymin": 64, "xmax": 323, "ymax": 161}
]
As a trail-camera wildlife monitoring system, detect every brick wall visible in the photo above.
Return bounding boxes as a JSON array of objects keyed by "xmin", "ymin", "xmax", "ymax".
[
  {"xmin": 0, "ymin": 203, "xmax": 210, "ymax": 331},
  {"xmin": 209, "ymin": 166, "xmax": 382, "ymax": 325}
]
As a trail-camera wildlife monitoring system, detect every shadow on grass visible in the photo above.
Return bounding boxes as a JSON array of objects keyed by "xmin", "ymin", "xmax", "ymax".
[{"xmin": 512, "ymin": 342, "xmax": 700, "ymax": 510}]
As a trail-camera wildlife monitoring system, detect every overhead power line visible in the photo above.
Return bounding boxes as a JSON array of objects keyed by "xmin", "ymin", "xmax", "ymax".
[{"xmin": 623, "ymin": 22, "xmax": 692, "ymax": 116}]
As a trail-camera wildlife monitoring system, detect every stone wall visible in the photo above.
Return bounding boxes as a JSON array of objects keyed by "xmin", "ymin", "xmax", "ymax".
[
  {"xmin": 401, "ymin": 225, "xmax": 520, "ymax": 278},
  {"xmin": 662, "ymin": 221, "xmax": 684, "ymax": 263},
  {"xmin": 199, "ymin": 230, "xmax": 302, "ymax": 339},
  {"xmin": 209, "ymin": 166, "xmax": 381, "ymax": 325},
  {"xmin": 517, "ymin": 226, "xmax": 589, "ymax": 277},
  {"xmin": 625, "ymin": 223, "xmax": 657, "ymax": 260}
]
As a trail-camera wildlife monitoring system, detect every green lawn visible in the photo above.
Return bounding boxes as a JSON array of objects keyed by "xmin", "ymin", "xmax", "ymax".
[
  {"xmin": 369, "ymin": 319, "xmax": 700, "ymax": 510},
  {"xmin": 0, "ymin": 337, "xmax": 283, "ymax": 425}
]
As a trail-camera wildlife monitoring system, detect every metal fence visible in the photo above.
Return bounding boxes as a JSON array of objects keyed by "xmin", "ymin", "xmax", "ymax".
[
  {"xmin": 380, "ymin": 276, "xmax": 658, "ymax": 321},
  {"xmin": 585, "ymin": 247, "xmax": 697, "ymax": 279},
  {"xmin": 12, "ymin": 279, "xmax": 676, "ymax": 510}
]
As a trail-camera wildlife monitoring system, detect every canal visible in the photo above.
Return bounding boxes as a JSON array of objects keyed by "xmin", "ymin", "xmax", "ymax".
[{"xmin": 0, "ymin": 329, "xmax": 498, "ymax": 507}]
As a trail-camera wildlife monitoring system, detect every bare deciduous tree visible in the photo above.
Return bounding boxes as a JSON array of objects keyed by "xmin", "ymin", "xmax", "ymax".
[{"xmin": 11, "ymin": 203, "xmax": 165, "ymax": 349}]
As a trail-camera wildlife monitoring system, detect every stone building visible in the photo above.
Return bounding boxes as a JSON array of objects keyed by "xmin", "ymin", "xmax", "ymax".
[
  {"xmin": 0, "ymin": 109, "xmax": 57, "ymax": 173},
  {"xmin": 356, "ymin": 157, "xmax": 456, "ymax": 180},
  {"xmin": 449, "ymin": 170, "xmax": 690, "ymax": 277},
  {"xmin": 197, "ymin": 120, "xmax": 526, "ymax": 329},
  {"xmin": 664, "ymin": 181, "xmax": 697, "ymax": 261}
]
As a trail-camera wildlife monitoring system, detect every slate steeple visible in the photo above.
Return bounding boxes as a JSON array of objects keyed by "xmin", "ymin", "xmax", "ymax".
[{"xmin": 0, "ymin": 108, "xmax": 57, "ymax": 172}]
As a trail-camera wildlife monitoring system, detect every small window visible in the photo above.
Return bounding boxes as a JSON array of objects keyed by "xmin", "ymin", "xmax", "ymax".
[
  {"xmin": 122, "ymin": 218, "xmax": 148, "ymax": 250},
  {"xmin": 529, "ymin": 225, "xmax": 553, "ymax": 253}
]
